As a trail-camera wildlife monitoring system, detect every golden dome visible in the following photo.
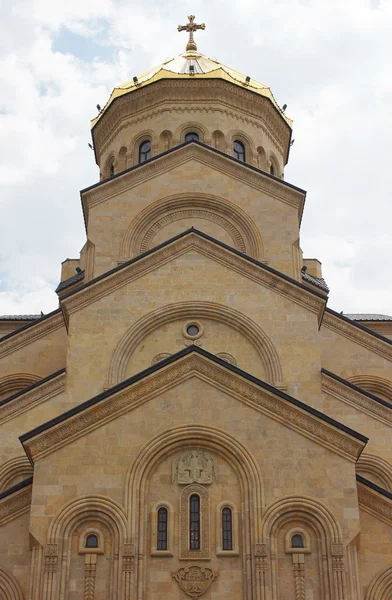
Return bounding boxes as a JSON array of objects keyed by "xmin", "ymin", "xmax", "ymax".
[{"xmin": 91, "ymin": 49, "xmax": 292, "ymax": 128}]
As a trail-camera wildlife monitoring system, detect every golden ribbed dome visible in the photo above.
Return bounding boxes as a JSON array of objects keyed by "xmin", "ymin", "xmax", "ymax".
[{"xmin": 91, "ymin": 49, "xmax": 291, "ymax": 128}]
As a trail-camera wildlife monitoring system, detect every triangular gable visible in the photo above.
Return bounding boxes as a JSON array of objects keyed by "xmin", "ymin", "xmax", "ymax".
[
  {"xmin": 20, "ymin": 346, "xmax": 367, "ymax": 466},
  {"xmin": 60, "ymin": 228, "xmax": 327, "ymax": 327},
  {"xmin": 80, "ymin": 141, "xmax": 306, "ymax": 228}
]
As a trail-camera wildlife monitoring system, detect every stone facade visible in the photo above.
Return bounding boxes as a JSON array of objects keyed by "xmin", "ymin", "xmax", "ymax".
[{"xmin": 1, "ymin": 38, "xmax": 392, "ymax": 600}]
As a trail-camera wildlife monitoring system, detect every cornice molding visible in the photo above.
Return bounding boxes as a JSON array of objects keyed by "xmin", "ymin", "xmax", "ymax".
[
  {"xmin": 322, "ymin": 370, "xmax": 392, "ymax": 427},
  {"xmin": 322, "ymin": 309, "xmax": 392, "ymax": 363},
  {"xmin": 21, "ymin": 350, "xmax": 365, "ymax": 465},
  {"xmin": 0, "ymin": 311, "xmax": 65, "ymax": 359},
  {"xmin": 92, "ymin": 79, "xmax": 291, "ymax": 161},
  {"xmin": 0, "ymin": 371, "xmax": 66, "ymax": 426},
  {"xmin": 81, "ymin": 143, "xmax": 305, "ymax": 227},
  {"xmin": 357, "ymin": 477, "xmax": 392, "ymax": 528},
  {"xmin": 0, "ymin": 480, "xmax": 32, "ymax": 526},
  {"xmin": 60, "ymin": 231, "xmax": 325, "ymax": 326}
]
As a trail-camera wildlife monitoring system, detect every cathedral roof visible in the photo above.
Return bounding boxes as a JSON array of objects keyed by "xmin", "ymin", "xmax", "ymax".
[
  {"xmin": 344, "ymin": 314, "xmax": 392, "ymax": 321},
  {"xmin": 91, "ymin": 49, "xmax": 292, "ymax": 128}
]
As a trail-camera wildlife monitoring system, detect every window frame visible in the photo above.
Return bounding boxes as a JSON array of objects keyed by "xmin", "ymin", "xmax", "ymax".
[
  {"xmin": 180, "ymin": 484, "xmax": 210, "ymax": 560},
  {"xmin": 139, "ymin": 140, "xmax": 152, "ymax": 163},
  {"xmin": 233, "ymin": 140, "xmax": 246, "ymax": 162},
  {"xmin": 150, "ymin": 501, "xmax": 174, "ymax": 556},
  {"xmin": 216, "ymin": 501, "xmax": 239, "ymax": 556},
  {"xmin": 284, "ymin": 527, "xmax": 311, "ymax": 554},
  {"xmin": 189, "ymin": 494, "xmax": 201, "ymax": 550},
  {"xmin": 78, "ymin": 528, "xmax": 105, "ymax": 555},
  {"xmin": 185, "ymin": 131, "xmax": 200, "ymax": 143}
]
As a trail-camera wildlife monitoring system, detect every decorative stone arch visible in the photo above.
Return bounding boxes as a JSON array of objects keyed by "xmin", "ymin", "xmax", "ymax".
[
  {"xmin": 256, "ymin": 145, "xmax": 268, "ymax": 171},
  {"xmin": 0, "ymin": 567, "xmax": 24, "ymax": 600},
  {"xmin": 103, "ymin": 153, "xmax": 116, "ymax": 179},
  {"xmin": 158, "ymin": 129, "xmax": 173, "ymax": 153},
  {"xmin": 129, "ymin": 129, "xmax": 157, "ymax": 166},
  {"xmin": 348, "ymin": 374, "xmax": 392, "ymax": 402},
  {"xmin": 175, "ymin": 121, "xmax": 209, "ymax": 145},
  {"xmin": 366, "ymin": 565, "xmax": 392, "ymax": 599},
  {"xmin": 212, "ymin": 129, "xmax": 225, "ymax": 151},
  {"xmin": 118, "ymin": 146, "xmax": 128, "ymax": 172},
  {"xmin": 45, "ymin": 495, "xmax": 128, "ymax": 600},
  {"xmin": 228, "ymin": 129, "xmax": 255, "ymax": 164},
  {"xmin": 260, "ymin": 495, "xmax": 346, "ymax": 598},
  {"xmin": 0, "ymin": 373, "xmax": 41, "ymax": 400},
  {"xmin": 107, "ymin": 301, "xmax": 283, "ymax": 387},
  {"xmin": 120, "ymin": 193, "xmax": 264, "ymax": 260},
  {"xmin": 268, "ymin": 151, "xmax": 281, "ymax": 177},
  {"xmin": 0, "ymin": 456, "xmax": 33, "ymax": 492},
  {"xmin": 356, "ymin": 453, "xmax": 392, "ymax": 491},
  {"xmin": 125, "ymin": 424, "xmax": 264, "ymax": 600}
]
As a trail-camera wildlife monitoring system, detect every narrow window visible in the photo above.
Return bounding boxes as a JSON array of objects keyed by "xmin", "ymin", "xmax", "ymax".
[
  {"xmin": 270, "ymin": 163, "xmax": 275, "ymax": 176},
  {"xmin": 85, "ymin": 534, "xmax": 98, "ymax": 549},
  {"xmin": 185, "ymin": 132, "xmax": 199, "ymax": 142},
  {"xmin": 222, "ymin": 507, "xmax": 233, "ymax": 550},
  {"xmin": 291, "ymin": 534, "xmax": 304, "ymax": 548},
  {"xmin": 139, "ymin": 140, "xmax": 151, "ymax": 163},
  {"xmin": 233, "ymin": 140, "xmax": 245, "ymax": 162},
  {"xmin": 190, "ymin": 494, "xmax": 200, "ymax": 550},
  {"xmin": 110, "ymin": 163, "xmax": 115, "ymax": 177},
  {"xmin": 157, "ymin": 507, "xmax": 168, "ymax": 550}
]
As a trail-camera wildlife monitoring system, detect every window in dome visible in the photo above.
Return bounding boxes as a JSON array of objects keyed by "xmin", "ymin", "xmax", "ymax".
[
  {"xmin": 185, "ymin": 132, "xmax": 200, "ymax": 142},
  {"xmin": 233, "ymin": 140, "xmax": 245, "ymax": 162},
  {"xmin": 139, "ymin": 140, "xmax": 152, "ymax": 163}
]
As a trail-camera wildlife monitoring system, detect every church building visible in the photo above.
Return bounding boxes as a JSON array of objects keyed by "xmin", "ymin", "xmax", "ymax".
[{"xmin": 2, "ymin": 16, "xmax": 392, "ymax": 600}]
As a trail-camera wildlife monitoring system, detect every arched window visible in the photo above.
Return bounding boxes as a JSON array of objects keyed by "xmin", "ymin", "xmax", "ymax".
[
  {"xmin": 110, "ymin": 163, "xmax": 115, "ymax": 177},
  {"xmin": 291, "ymin": 534, "xmax": 304, "ymax": 549},
  {"xmin": 139, "ymin": 140, "xmax": 151, "ymax": 163},
  {"xmin": 157, "ymin": 507, "xmax": 168, "ymax": 550},
  {"xmin": 85, "ymin": 534, "xmax": 98, "ymax": 549},
  {"xmin": 233, "ymin": 140, "xmax": 245, "ymax": 162},
  {"xmin": 185, "ymin": 132, "xmax": 199, "ymax": 142},
  {"xmin": 190, "ymin": 494, "xmax": 200, "ymax": 550},
  {"xmin": 270, "ymin": 163, "xmax": 275, "ymax": 176},
  {"xmin": 222, "ymin": 507, "xmax": 233, "ymax": 550}
]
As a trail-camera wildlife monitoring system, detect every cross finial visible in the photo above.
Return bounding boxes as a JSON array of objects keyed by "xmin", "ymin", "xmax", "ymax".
[{"xmin": 177, "ymin": 15, "xmax": 206, "ymax": 52}]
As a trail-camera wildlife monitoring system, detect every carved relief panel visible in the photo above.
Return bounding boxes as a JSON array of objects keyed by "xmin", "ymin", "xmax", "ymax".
[{"xmin": 172, "ymin": 448, "xmax": 217, "ymax": 485}]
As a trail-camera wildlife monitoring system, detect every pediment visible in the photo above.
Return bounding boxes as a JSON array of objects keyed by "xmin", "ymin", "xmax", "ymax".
[
  {"xmin": 81, "ymin": 142, "xmax": 306, "ymax": 227},
  {"xmin": 60, "ymin": 229, "xmax": 326, "ymax": 326},
  {"xmin": 20, "ymin": 347, "xmax": 366, "ymax": 465}
]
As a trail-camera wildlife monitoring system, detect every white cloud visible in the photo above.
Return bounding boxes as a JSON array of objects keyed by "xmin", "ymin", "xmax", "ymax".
[{"xmin": 0, "ymin": 0, "xmax": 391, "ymax": 316}]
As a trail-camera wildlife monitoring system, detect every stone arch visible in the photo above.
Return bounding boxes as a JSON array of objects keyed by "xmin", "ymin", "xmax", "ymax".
[
  {"xmin": 212, "ymin": 129, "xmax": 225, "ymax": 151},
  {"xmin": 129, "ymin": 129, "xmax": 157, "ymax": 166},
  {"xmin": 120, "ymin": 193, "xmax": 264, "ymax": 260},
  {"xmin": 0, "ymin": 373, "xmax": 41, "ymax": 401},
  {"xmin": 125, "ymin": 424, "xmax": 264, "ymax": 600},
  {"xmin": 0, "ymin": 567, "xmax": 24, "ymax": 600},
  {"xmin": 228, "ymin": 129, "xmax": 255, "ymax": 164},
  {"xmin": 158, "ymin": 129, "xmax": 173, "ymax": 153},
  {"xmin": 0, "ymin": 456, "xmax": 33, "ymax": 492},
  {"xmin": 269, "ymin": 151, "xmax": 281, "ymax": 177},
  {"xmin": 256, "ymin": 145, "xmax": 268, "ymax": 171},
  {"xmin": 348, "ymin": 375, "xmax": 392, "ymax": 402},
  {"xmin": 365, "ymin": 565, "xmax": 392, "ymax": 599},
  {"xmin": 175, "ymin": 121, "xmax": 209, "ymax": 144},
  {"xmin": 356, "ymin": 453, "xmax": 392, "ymax": 491},
  {"xmin": 45, "ymin": 496, "xmax": 128, "ymax": 600},
  {"xmin": 107, "ymin": 301, "xmax": 283, "ymax": 386},
  {"xmin": 118, "ymin": 146, "xmax": 127, "ymax": 172},
  {"xmin": 103, "ymin": 153, "xmax": 115, "ymax": 179},
  {"xmin": 261, "ymin": 496, "xmax": 346, "ymax": 598}
]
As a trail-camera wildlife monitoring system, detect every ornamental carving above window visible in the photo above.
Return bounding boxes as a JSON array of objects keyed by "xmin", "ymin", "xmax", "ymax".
[{"xmin": 172, "ymin": 449, "xmax": 217, "ymax": 485}]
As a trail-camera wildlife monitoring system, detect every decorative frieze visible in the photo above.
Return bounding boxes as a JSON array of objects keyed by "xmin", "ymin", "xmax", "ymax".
[{"xmin": 172, "ymin": 564, "xmax": 218, "ymax": 599}]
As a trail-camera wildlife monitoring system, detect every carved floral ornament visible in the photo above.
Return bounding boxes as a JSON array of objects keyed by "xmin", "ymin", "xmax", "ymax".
[
  {"xmin": 172, "ymin": 564, "xmax": 218, "ymax": 599},
  {"xmin": 172, "ymin": 448, "xmax": 217, "ymax": 485}
]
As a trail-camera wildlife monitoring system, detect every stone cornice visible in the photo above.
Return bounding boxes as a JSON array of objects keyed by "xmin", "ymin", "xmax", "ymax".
[
  {"xmin": 322, "ymin": 370, "xmax": 392, "ymax": 427},
  {"xmin": 81, "ymin": 142, "xmax": 306, "ymax": 228},
  {"xmin": 91, "ymin": 79, "xmax": 292, "ymax": 163},
  {"xmin": 322, "ymin": 309, "xmax": 392, "ymax": 363},
  {"xmin": 0, "ymin": 310, "xmax": 65, "ymax": 359},
  {"xmin": 0, "ymin": 478, "xmax": 32, "ymax": 526},
  {"xmin": 60, "ymin": 230, "xmax": 326, "ymax": 327},
  {"xmin": 21, "ymin": 348, "xmax": 366, "ymax": 465},
  {"xmin": 0, "ymin": 370, "xmax": 66, "ymax": 426},
  {"xmin": 357, "ymin": 475, "xmax": 392, "ymax": 528}
]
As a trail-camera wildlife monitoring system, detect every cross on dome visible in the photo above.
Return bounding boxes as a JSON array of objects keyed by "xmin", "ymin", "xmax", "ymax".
[{"xmin": 177, "ymin": 15, "xmax": 206, "ymax": 52}]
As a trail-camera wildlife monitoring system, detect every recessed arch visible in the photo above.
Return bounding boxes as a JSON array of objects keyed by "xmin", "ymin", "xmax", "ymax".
[
  {"xmin": 356, "ymin": 453, "xmax": 392, "ymax": 491},
  {"xmin": 348, "ymin": 374, "xmax": 392, "ymax": 402},
  {"xmin": 365, "ymin": 565, "xmax": 392, "ymax": 600},
  {"xmin": 129, "ymin": 129, "xmax": 157, "ymax": 166},
  {"xmin": 176, "ymin": 121, "xmax": 208, "ymax": 144},
  {"xmin": 228, "ymin": 129, "xmax": 255, "ymax": 164},
  {"xmin": 0, "ymin": 373, "xmax": 41, "ymax": 401},
  {"xmin": 0, "ymin": 456, "xmax": 33, "ymax": 492},
  {"xmin": 269, "ymin": 151, "xmax": 280, "ymax": 177},
  {"xmin": 0, "ymin": 567, "xmax": 24, "ymax": 600},
  {"xmin": 120, "ymin": 193, "xmax": 264, "ymax": 260},
  {"xmin": 107, "ymin": 301, "xmax": 283, "ymax": 387}
]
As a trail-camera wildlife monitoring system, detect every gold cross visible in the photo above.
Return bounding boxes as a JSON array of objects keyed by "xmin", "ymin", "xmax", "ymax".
[{"xmin": 177, "ymin": 15, "xmax": 206, "ymax": 52}]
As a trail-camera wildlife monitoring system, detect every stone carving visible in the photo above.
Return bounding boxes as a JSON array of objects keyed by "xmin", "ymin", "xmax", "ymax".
[
  {"xmin": 173, "ymin": 449, "xmax": 217, "ymax": 485},
  {"xmin": 216, "ymin": 352, "xmax": 237, "ymax": 366},
  {"xmin": 180, "ymin": 485, "xmax": 210, "ymax": 559},
  {"xmin": 151, "ymin": 353, "xmax": 171, "ymax": 366},
  {"xmin": 172, "ymin": 565, "xmax": 218, "ymax": 599}
]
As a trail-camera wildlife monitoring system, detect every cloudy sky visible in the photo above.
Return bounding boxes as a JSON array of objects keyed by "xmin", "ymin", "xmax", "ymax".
[{"xmin": 0, "ymin": 0, "xmax": 391, "ymax": 316}]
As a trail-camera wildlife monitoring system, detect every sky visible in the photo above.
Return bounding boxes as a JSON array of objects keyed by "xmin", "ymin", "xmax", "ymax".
[{"xmin": 0, "ymin": 0, "xmax": 391, "ymax": 316}]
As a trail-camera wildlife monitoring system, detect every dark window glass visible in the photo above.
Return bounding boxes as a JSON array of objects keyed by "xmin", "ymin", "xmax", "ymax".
[
  {"xmin": 157, "ymin": 507, "xmax": 168, "ymax": 550},
  {"xmin": 270, "ymin": 163, "xmax": 275, "ymax": 176},
  {"xmin": 139, "ymin": 140, "xmax": 151, "ymax": 163},
  {"xmin": 222, "ymin": 507, "xmax": 233, "ymax": 550},
  {"xmin": 292, "ymin": 534, "xmax": 304, "ymax": 548},
  {"xmin": 185, "ymin": 132, "xmax": 199, "ymax": 142},
  {"xmin": 186, "ymin": 324, "xmax": 199, "ymax": 336},
  {"xmin": 190, "ymin": 494, "xmax": 200, "ymax": 550},
  {"xmin": 85, "ymin": 534, "xmax": 98, "ymax": 548},
  {"xmin": 233, "ymin": 140, "xmax": 245, "ymax": 162},
  {"xmin": 110, "ymin": 163, "xmax": 115, "ymax": 177}
]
